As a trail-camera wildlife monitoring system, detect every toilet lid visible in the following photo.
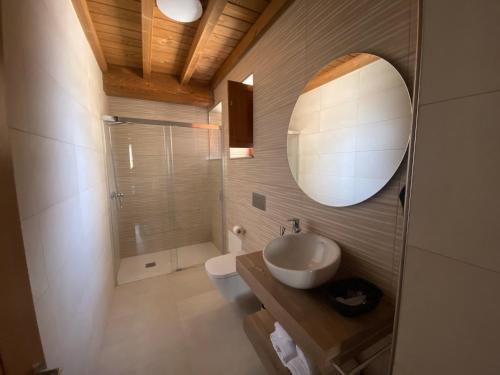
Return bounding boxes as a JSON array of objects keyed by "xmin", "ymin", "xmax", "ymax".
[{"xmin": 205, "ymin": 251, "xmax": 244, "ymax": 279}]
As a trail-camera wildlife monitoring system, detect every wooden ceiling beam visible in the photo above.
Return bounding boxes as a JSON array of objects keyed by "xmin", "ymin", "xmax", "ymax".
[
  {"xmin": 180, "ymin": 0, "xmax": 228, "ymax": 85},
  {"xmin": 71, "ymin": 0, "xmax": 108, "ymax": 72},
  {"xmin": 141, "ymin": 0, "xmax": 155, "ymax": 78},
  {"xmin": 103, "ymin": 65, "xmax": 213, "ymax": 107},
  {"xmin": 210, "ymin": 0, "xmax": 294, "ymax": 89}
]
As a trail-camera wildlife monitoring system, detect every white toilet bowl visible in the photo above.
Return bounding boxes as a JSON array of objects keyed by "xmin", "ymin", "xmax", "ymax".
[
  {"xmin": 205, "ymin": 251, "xmax": 248, "ymax": 300},
  {"xmin": 205, "ymin": 251, "xmax": 260, "ymax": 311}
]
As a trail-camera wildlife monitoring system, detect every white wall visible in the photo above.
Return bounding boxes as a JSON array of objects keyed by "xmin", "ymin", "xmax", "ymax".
[
  {"xmin": 393, "ymin": 1, "xmax": 500, "ymax": 374},
  {"xmin": 288, "ymin": 59, "xmax": 411, "ymax": 206},
  {"xmin": 1, "ymin": 0, "xmax": 113, "ymax": 373}
]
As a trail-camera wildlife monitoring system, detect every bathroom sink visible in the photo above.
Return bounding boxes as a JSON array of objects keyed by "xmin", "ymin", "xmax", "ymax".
[{"xmin": 263, "ymin": 233, "xmax": 341, "ymax": 289}]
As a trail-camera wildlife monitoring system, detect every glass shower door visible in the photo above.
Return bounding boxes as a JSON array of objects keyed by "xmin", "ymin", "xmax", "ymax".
[
  {"xmin": 108, "ymin": 123, "xmax": 179, "ymax": 280},
  {"xmin": 105, "ymin": 119, "xmax": 224, "ymax": 283},
  {"xmin": 168, "ymin": 125, "xmax": 222, "ymax": 268}
]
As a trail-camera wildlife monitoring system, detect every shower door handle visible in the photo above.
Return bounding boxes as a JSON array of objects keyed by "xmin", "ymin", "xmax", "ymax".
[{"xmin": 111, "ymin": 191, "xmax": 125, "ymax": 208}]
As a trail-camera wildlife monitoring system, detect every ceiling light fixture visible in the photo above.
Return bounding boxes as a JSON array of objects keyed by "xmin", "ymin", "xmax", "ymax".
[{"xmin": 156, "ymin": 0, "xmax": 203, "ymax": 23}]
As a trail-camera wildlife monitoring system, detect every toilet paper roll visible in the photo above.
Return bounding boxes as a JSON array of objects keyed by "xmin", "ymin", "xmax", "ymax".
[{"xmin": 232, "ymin": 225, "xmax": 245, "ymax": 235}]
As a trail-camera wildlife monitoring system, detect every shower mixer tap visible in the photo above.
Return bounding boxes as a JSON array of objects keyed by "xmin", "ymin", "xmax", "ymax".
[{"xmin": 111, "ymin": 191, "xmax": 125, "ymax": 208}]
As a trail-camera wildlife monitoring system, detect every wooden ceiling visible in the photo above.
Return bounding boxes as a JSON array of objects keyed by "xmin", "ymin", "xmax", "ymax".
[{"xmin": 72, "ymin": 0, "xmax": 293, "ymax": 107}]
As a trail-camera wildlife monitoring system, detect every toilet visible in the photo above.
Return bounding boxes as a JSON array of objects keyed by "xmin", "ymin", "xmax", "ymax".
[
  {"xmin": 205, "ymin": 250, "xmax": 251, "ymax": 301},
  {"xmin": 205, "ymin": 231, "xmax": 259, "ymax": 311}
]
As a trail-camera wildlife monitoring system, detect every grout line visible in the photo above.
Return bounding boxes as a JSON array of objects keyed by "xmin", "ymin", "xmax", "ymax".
[
  {"xmin": 9, "ymin": 126, "xmax": 103, "ymax": 152},
  {"xmin": 409, "ymin": 244, "xmax": 500, "ymax": 276},
  {"xmin": 19, "ymin": 187, "xmax": 102, "ymax": 222},
  {"xmin": 419, "ymin": 88, "xmax": 500, "ymax": 107}
]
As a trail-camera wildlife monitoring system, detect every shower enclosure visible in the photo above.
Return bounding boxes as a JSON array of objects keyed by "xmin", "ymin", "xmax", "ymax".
[{"xmin": 104, "ymin": 115, "xmax": 224, "ymax": 283}]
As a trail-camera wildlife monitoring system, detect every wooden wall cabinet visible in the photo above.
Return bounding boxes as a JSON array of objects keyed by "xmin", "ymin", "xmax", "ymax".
[{"xmin": 228, "ymin": 80, "xmax": 253, "ymax": 148}]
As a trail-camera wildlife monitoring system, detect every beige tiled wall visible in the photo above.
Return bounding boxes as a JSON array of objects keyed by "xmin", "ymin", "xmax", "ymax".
[
  {"xmin": 2, "ymin": 0, "xmax": 114, "ymax": 373},
  {"xmin": 393, "ymin": 0, "xmax": 500, "ymax": 374},
  {"xmin": 213, "ymin": 0, "xmax": 418, "ymax": 300}
]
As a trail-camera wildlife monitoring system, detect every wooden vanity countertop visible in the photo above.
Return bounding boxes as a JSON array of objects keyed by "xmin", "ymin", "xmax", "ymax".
[{"xmin": 236, "ymin": 251, "xmax": 395, "ymax": 367}]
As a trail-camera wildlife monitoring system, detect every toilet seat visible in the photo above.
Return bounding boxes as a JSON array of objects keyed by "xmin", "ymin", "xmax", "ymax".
[{"xmin": 205, "ymin": 251, "xmax": 244, "ymax": 279}]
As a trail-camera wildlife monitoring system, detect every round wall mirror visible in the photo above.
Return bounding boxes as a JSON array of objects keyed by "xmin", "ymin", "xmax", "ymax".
[{"xmin": 287, "ymin": 53, "xmax": 412, "ymax": 207}]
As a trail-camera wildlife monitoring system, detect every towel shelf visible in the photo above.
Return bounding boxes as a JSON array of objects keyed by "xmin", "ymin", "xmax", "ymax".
[
  {"xmin": 243, "ymin": 309, "xmax": 291, "ymax": 375},
  {"xmin": 237, "ymin": 251, "xmax": 395, "ymax": 374},
  {"xmin": 331, "ymin": 343, "xmax": 391, "ymax": 375}
]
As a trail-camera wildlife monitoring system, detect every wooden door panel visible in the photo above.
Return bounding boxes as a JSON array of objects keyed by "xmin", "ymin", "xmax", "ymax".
[
  {"xmin": 228, "ymin": 80, "xmax": 253, "ymax": 148},
  {"xmin": 0, "ymin": 9, "xmax": 45, "ymax": 374}
]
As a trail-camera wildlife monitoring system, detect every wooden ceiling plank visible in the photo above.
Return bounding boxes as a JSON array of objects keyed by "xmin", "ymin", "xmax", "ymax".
[
  {"xmin": 103, "ymin": 65, "xmax": 213, "ymax": 107},
  {"xmin": 151, "ymin": 63, "xmax": 183, "ymax": 75},
  {"xmin": 211, "ymin": 0, "xmax": 293, "ymax": 88},
  {"xmin": 103, "ymin": 46, "xmax": 142, "ymax": 57},
  {"xmin": 152, "ymin": 60, "xmax": 183, "ymax": 68},
  {"xmin": 98, "ymin": 32, "xmax": 142, "ymax": 48},
  {"xmin": 152, "ymin": 57, "xmax": 184, "ymax": 66},
  {"xmin": 152, "ymin": 38, "xmax": 191, "ymax": 52},
  {"xmin": 152, "ymin": 51, "xmax": 187, "ymax": 65},
  {"xmin": 153, "ymin": 47, "xmax": 189, "ymax": 58},
  {"xmin": 153, "ymin": 56, "xmax": 186, "ymax": 66},
  {"xmin": 192, "ymin": 75, "xmax": 212, "ymax": 84},
  {"xmin": 87, "ymin": 1, "xmax": 141, "ymax": 20},
  {"xmin": 202, "ymin": 39, "xmax": 235, "ymax": 56},
  {"xmin": 104, "ymin": 55, "xmax": 142, "ymax": 66},
  {"xmin": 141, "ymin": 0, "xmax": 154, "ymax": 78},
  {"xmin": 90, "ymin": 13, "xmax": 141, "ymax": 32},
  {"xmin": 102, "ymin": 49, "xmax": 142, "ymax": 62},
  {"xmin": 229, "ymin": 0, "xmax": 269, "ymax": 13},
  {"xmin": 153, "ymin": 17, "xmax": 197, "ymax": 36},
  {"xmin": 180, "ymin": 0, "xmax": 228, "ymax": 84},
  {"xmin": 106, "ymin": 56, "xmax": 143, "ymax": 69},
  {"xmin": 152, "ymin": 28, "xmax": 194, "ymax": 49},
  {"xmin": 218, "ymin": 14, "xmax": 252, "ymax": 32},
  {"xmin": 153, "ymin": 8, "xmax": 200, "ymax": 30},
  {"xmin": 94, "ymin": 22, "xmax": 142, "ymax": 40},
  {"xmin": 209, "ymin": 32, "xmax": 240, "ymax": 47},
  {"xmin": 101, "ymin": 40, "xmax": 142, "ymax": 53},
  {"xmin": 71, "ymin": 0, "xmax": 108, "ymax": 71},
  {"xmin": 90, "ymin": 0, "xmax": 141, "ymax": 13},
  {"xmin": 223, "ymin": 3, "xmax": 260, "ymax": 23},
  {"xmin": 152, "ymin": 46, "xmax": 189, "ymax": 59},
  {"xmin": 212, "ymin": 24, "xmax": 245, "ymax": 40}
]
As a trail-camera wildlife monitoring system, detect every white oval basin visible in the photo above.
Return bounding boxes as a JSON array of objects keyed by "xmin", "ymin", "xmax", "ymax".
[{"xmin": 263, "ymin": 233, "xmax": 341, "ymax": 289}]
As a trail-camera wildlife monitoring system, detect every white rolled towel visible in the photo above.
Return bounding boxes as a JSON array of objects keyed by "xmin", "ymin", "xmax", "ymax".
[
  {"xmin": 270, "ymin": 323, "xmax": 297, "ymax": 366},
  {"xmin": 270, "ymin": 331, "xmax": 297, "ymax": 366},
  {"xmin": 296, "ymin": 346, "xmax": 313, "ymax": 374},
  {"xmin": 286, "ymin": 356, "xmax": 310, "ymax": 375},
  {"xmin": 270, "ymin": 322, "xmax": 314, "ymax": 375},
  {"xmin": 286, "ymin": 346, "xmax": 312, "ymax": 375},
  {"xmin": 274, "ymin": 322, "xmax": 293, "ymax": 341}
]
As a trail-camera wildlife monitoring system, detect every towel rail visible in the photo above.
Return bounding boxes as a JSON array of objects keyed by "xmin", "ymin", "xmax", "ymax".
[{"xmin": 330, "ymin": 343, "xmax": 391, "ymax": 375}]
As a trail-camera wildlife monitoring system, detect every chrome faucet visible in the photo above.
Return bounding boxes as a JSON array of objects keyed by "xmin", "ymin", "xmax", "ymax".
[{"xmin": 288, "ymin": 218, "xmax": 301, "ymax": 234}]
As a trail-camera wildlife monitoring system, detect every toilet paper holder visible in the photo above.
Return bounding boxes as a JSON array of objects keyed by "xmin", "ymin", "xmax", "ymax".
[{"xmin": 232, "ymin": 225, "xmax": 245, "ymax": 235}]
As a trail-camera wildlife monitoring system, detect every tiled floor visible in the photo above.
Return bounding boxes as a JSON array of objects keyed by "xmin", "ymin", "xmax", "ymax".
[
  {"xmin": 96, "ymin": 265, "xmax": 266, "ymax": 375},
  {"xmin": 117, "ymin": 242, "xmax": 221, "ymax": 285}
]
